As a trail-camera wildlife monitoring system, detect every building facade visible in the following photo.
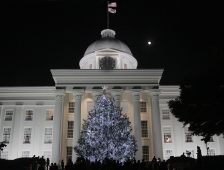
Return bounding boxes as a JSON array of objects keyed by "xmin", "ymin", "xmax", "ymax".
[{"xmin": 0, "ymin": 29, "xmax": 224, "ymax": 163}]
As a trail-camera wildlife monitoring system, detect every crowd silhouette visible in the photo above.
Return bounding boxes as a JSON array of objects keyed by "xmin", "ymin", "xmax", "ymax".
[
  {"xmin": 28, "ymin": 156, "xmax": 168, "ymax": 170},
  {"xmin": 70, "ymin": 157, "xmax": 167, "ymax": 170},
  {"xmin": 1, "ymin": 147, "xmax": 224, "ymax": 170}
]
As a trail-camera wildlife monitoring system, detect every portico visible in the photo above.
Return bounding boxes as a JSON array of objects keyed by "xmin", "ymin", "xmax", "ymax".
[{"xmin": 51, "ymin": 69, "xmax": 164, "ymax": 162}]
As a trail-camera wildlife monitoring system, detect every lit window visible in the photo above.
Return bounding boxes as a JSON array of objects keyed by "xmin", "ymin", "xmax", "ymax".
[
  {"xmin": 67, "ymin": 146, "xmax": 73, "ymax": 161},
  {"xmin": 163, "ymin": 127, "xmax": 172, "ymax": 143},
  {"xmin": 141, "ymin": 121, "xmax": 148, "ymax": 138},
  {"xmin": 46, "ymin": 109, "xmax": 53, "ymax": 120},
  {"xmin": 68, "ymin": 102, "xmax": 75, "ymax": 113},
  {"xmin": 142, "ymin": 146, "xmax": 149, "ymax": 161},
  {"xmin": 4, "ymin": 110, "xmax": 13, "ymax": 121},
  {"xmin": 164, "ymin": 150, "xmax": 173, "ymax": 160},
  {"xmin": 185, "ymin": 127, "xmax": 193, "ymax": 142},
  {"xmin": 3, "ymin": 128, "xmax": 11, "ymax": 143},
  {"xmin": 44, "ymin": 128, "xmax": 53, "ymax": 144},
  {"xmin": 25, "ymin": 110, "xmax": 33, "ymax": 121},
  {"xmin": 162, "ymin": 110, "xmax": 170, "ymax": 120},
  {"xmin": 140, "ymin": 102, "xmax": 147, "ymax": 112},
  {"xmin": 67, "ymin": 121, "xmax": 74, "ymax": 138},
  {"xmin": 22, "ymin": 151, "xmax": 30, "ymax": 158},
  {"xmin": 23, "ymin": 128, "xmax": 32, "ymax": 144}
]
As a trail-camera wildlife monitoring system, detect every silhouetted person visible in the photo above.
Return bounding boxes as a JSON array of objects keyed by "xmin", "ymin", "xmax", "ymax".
[
  {"xmin": 197, "ymin": 146, "xmax": 202, "ymax": 160},
  {"xmin": 49, "ymin": 163, "xmax": 54, "ymax": 170},
  {"xmin": 152, "ymin": 156, "xmax": 158, "ymax": 170},
  {"xmin": 40, "ymin": 156, "xmax": 46, "ymax": 168},
  {"xmin": 53, "ymin": 163, "xmax": 58, "ymax": 170},
  {"xmin": 181, "ymin": 152, "xmax": 186, "ymax": 158},
  {"xmin": 207, "ymin": 147, "xmax": 210, "ymax": 155},
  {"xmin": 61, "ymin": 160, "xmax": 65, "ymax": 170},
  {"xmin": 46, "ymin": 158, "xmax": 50, "ymax": 170},
  {"xmin": 32, "ymin": 155, "xmax": 38, "ymax": 170},
  {"xmin": 160, "ymin": 160, "xmax": 167, "ymax": 170},
  {"xmin": 65, "ymin": 159, "xmax": 74, "ymax": 170},
  {"xmin": 157, "ymin": 157, "xmax": 161, "ymax": 166},
  {"xmin": 152, "ymin": 156, "xmax": 157, "ymax": 162}
]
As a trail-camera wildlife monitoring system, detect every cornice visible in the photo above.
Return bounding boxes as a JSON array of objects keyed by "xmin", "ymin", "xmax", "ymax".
[
  {"xmin": 0, "ymin": 86, "xmax": 56, "ymax": 93},
  {"xmin": 159, "ymin": 85, "xmax": 180, "ymax": 98},
  {"xmin": 0, "ymin": 86, "xmax": 56, "ymax": 100},
  {"xmin": 51, "ymin": 69, "xmax": 164, "ymax": 86}
]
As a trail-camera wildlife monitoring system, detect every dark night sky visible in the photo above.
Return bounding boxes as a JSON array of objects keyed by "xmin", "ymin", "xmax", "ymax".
[{"xmin": 0, "ymin": 0, "xmax": 223, "ymax": 86}]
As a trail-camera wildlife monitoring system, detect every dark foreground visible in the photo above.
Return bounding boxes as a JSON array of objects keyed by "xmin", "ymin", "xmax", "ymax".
[{"xmin": 1, "ymin": 156, "xmax": 224, "ymax": 170}]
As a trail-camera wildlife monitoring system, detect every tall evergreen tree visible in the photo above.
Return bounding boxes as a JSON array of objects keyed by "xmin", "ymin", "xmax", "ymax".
[
  {"xmin": 168, "ymin": 76, "xmax": 224, "ymax": 143},
  {"xmin": 74, "ymin": 94, "xmax": 137, "ymax": 162}
]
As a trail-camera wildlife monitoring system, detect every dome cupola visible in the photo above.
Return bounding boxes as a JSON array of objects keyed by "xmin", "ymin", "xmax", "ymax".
[{"xmin": 79, "ymin": 29, "xmax": 138, "ymax": 69}]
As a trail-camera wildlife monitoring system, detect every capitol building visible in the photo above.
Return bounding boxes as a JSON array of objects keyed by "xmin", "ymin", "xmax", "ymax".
[{"xmin": 0, "ymin": 29, "xmax": 223, "ymax": 163}]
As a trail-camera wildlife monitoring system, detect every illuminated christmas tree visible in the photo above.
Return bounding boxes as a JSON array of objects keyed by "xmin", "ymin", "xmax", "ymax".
[{"xmin": 74, "ymin": 94, "xmax": 137, "ymax": 162}]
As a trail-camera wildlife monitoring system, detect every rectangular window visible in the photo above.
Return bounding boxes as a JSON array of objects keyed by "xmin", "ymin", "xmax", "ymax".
[
  {"xmin": 3, "ymin": 128, "xmax": 11, "ymax": 143},
  {"xmin": 22, "ymin": 151, "xmax": 30, "ymax": 158},
  {"xmin": 44, "ymin": 128, "xmax": 53, "ymax": 144},
  {"xmin": 1, "ymin": 151, "xmax": 8, "ymax": 159},
  {"xmin": 162, "ymin": 110, "xmax": 170, "ymax": 120},
  {"xmin": 163, "ymin": 127, "xmax": 172, "ymax": 143},
  {"xmin": 164, "ymin": 150, "xmax": 173, "ymax": 160},
  {"xmin": 25, "ymin": 110, "xmax": 33, "ymax": 121},
  {"xmin": 46, "ymin": 109, "xmax": 53, "ymax": 120},
  {"xmin": 67, "ymin": 146, "xmax": 73, "ymax": 161},
  {"xmin": 124, "ymin": 64, "xmax": 127, "ymax": 69},
  {"xmin": 140, "ymin": 102, "xmax": 147, "ymax": 112},
  {"xmin": 141, "ymin": 121, "xmax": 148, "ymax": 138},
  {"xmin": 142, "ymin": 146, "xmax": 149, "ymax": 161},
  {"xmin": 185, "ymin": 127, "xmax": 193, "ymax": 142},
  {"xmin": 23, "ymin": 128, "xmax": 32, "ymax": 144},
  {"xmin": 208, "ymin": 148, "xmax": 215, "ymax": 156},
  {"xmin": 68, "ymin": 102, "xmax": 75, "ymax": 113},
  {"xmin": 67, "ymin": 121, "xmax": 74, "ymax": 138},
  {"xmin": 4, "ymin": 110, "xmax": 13, "ymax": 121}
]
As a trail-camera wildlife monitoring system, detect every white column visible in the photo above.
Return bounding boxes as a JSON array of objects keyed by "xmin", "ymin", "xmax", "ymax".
[
  {"xmin": 132, "ymin": 91, "xmax": 142, "ymax": 160},
  {"xmin": 111, "ymin": 90, "xmax": 122, "ymax": 108},
  {"xmin": 150, "ymin": 91, "xmax": 163, "ymax": 159},
  {"xmin": 72, "ymin": 90, "xmax": 83, "ymax": 162},
  {"xmin": 10, "ymin": 107, "xmax": 22, "ymax": 159},
  {"xmin": 52, "ymin": 91, "xmax": 64, "ymax": 164}
]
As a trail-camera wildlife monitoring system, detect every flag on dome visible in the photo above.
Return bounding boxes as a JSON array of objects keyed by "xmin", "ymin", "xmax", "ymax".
[
  {"xmin": 108, "ymin": 2, "xmax": 117, "ymax": 14},
  {"xmin": 108, "ymin": 2, "xmax": 117, "ymax": 7}
]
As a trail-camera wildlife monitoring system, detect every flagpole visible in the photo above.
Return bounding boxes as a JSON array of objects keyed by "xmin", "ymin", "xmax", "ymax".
[{"xmin": 107, "ymin": 1, "xmax": 109, "ymax": 29}]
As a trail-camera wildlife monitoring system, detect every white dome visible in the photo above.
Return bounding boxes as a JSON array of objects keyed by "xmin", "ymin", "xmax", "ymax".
[
  {"xmin": 84, "ymin": 33, "xmax": 133, "ymax": 56},
  {"xmin": 79, "ymin": 29, "xmax": 138, "ymax": 69}
]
